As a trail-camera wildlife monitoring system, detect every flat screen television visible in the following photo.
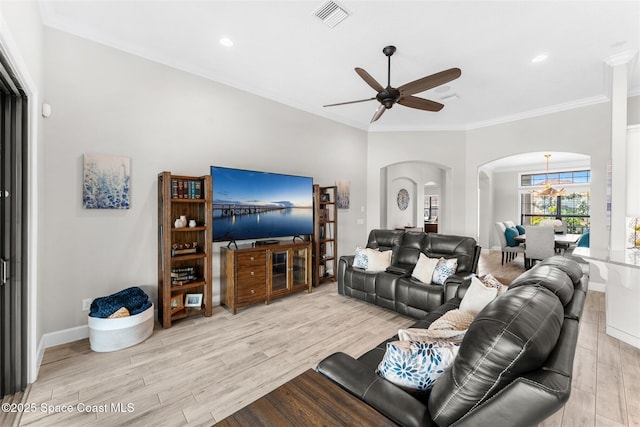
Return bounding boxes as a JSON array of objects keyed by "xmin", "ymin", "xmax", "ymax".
[{"xmin": 211, "ymin": 166, "xmax": 314, "ymax": 243}]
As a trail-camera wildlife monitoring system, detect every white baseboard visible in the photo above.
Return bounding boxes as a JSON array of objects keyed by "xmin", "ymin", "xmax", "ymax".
[
  {"xmin": 588, "ymin": 281, "xmax": 606, "ymax": 293},
  {"xmin": 40, "ymin": 324, "xmax": 89, "ymax": 349},
  {"xmin": 607, "ymin": 325, "xmax": 640, "ymax": 349}
]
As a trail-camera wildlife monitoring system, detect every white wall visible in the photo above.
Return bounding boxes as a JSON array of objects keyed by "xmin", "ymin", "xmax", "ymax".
[
  {"xmin": 41, "ymin": 28, "xmax": 367, "ymax": 334},
  {"xmin": 491, "ymin": 170, "xmax": 520, "ymax": 247},
  {"xmin": 385, "ymin": 162, "xmax": 444, "ymax": 229},
  {"xmin": 466, "ymin": 103, "xmax": 611, "ymax": 252}
]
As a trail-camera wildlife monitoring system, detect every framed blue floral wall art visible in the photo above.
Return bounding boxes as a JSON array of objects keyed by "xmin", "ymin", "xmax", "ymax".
[{"xmin": 83, "ymin": 153, "xmax": 131, "ymax": 209}]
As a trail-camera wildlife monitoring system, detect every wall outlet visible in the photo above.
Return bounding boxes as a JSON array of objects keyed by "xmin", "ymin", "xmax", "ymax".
[{"xmin": 82, "ymin": 299, "xmax": 92, "ymax": 311}]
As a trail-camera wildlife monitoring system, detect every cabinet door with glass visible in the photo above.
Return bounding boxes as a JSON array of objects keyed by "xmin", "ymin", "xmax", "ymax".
[
  {"xmin": 267, "ymin": 243, "xmax": 312, "ymax": 301},
  {"xmin": 270, "ymin": 249, "xmax": 289, "ymax": 299},
  {"xmin": 290, "ymin": 245, "xmax": 311, "ymax": 292}
]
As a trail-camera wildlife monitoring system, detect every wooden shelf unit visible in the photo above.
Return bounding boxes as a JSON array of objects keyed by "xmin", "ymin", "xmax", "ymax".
[
  {"xmin": 221, "ymin": 241, "xmax": 312, "ymax": 314},
  {"xmin": 157, "ymin": 172, "xmax": 213, "ymax": 328},
  {"xmin": 313, "ymin": 185, "xmax": 338, "ymax": 286}
]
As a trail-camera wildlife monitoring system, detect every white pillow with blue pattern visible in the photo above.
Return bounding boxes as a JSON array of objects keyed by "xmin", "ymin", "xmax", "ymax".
[
  {"xmin": 431, "ymin": 258, "xmax": 458, "ymax": 285},
  {"xmin": 353, "ymin": 246, "xmax": 369, "ymax": 269},
  {"xmin": 378, "ymin": 339, "xmax": 460, "ymax": 391}
]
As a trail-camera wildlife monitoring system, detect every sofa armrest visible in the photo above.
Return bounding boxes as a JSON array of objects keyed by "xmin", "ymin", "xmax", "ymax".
[
  {"xmin": 443, "ymin": 273, "xmax": 474, "ymax": 301},
  {"xmin": 317, "ymin": 352, "xmax": 432, "ymax": 427},
  {"xmin": 337, "ymin": 256, "xmax": 354, "ymax": 295}
]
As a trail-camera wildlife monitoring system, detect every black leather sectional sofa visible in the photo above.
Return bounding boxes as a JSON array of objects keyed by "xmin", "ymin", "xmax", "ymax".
[
  {"xmin": 319, "ymin": 229, "xmax": 589, "ymax": 427},
  {"xmin": 337, "ymin": 229, "xmax": 481, "ymax": 318}
]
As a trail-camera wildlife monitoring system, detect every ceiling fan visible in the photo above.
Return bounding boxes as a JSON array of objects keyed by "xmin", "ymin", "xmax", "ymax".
[{"xmin": 324, "ymin": 45, "xmax": 462, "ymax": 123}]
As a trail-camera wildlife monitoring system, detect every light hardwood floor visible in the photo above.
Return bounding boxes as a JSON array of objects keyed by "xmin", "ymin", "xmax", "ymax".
[{"xmin": 18, "ymin": 251, "xmax": 640, "ymax": 426}]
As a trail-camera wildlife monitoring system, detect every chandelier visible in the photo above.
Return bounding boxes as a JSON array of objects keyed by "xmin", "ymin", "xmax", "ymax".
[{"xmin": 532, "ymin": 154, "xmax": 565, "ymax": 196}]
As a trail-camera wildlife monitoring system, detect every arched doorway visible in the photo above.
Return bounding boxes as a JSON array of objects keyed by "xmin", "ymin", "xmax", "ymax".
[
  {"xmin": 478, "ymin": 151, "xmax": 591, "ymax": 250},
  {"xmin": 380, "ymin": 161, "xmax": 449, "ymax": 232}
]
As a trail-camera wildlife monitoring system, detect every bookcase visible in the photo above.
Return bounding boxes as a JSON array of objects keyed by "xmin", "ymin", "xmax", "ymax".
[
  {"xmin": 312, "ymin": 185, "xmax": 338, "ymax": 286},
  {"xmin": 157, "ymin": 172, "xmax": 213, "ymax": 328}
]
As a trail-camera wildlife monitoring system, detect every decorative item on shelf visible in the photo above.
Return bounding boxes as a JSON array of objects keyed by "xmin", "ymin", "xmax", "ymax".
[
  {"xmin": 185, "ymin": 293, "xmax": 203, "ymax": 308},
  {"xmin": 171, "ymin": 266, "xmax": 196, "ymax": 286},
  {"xmin": 170, "ymin": 294, "xmax": 184, "ymax": 313},
  {"xmin": 171, "ymin": 242, "xmax": 198, "ymax": 256},
  {"xmin": 174, "ymin": 215, "xmax": 187, "ymax": 228},
  {"xmin": 189, "ymin": 219, "xmax": 197, "ymax": 228},
  {"xmin": 532, "ymin": 154, "xmax": 565, "ymax": 196}
]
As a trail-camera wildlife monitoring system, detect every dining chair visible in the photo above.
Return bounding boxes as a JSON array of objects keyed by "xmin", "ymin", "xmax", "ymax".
[
  {"xmin": 524, "ymin": 225, "xmax": 555, "ymax": 269},
  {"xmin": 495, "ymin": 222, "xmax": 524, "ymax": 265}
]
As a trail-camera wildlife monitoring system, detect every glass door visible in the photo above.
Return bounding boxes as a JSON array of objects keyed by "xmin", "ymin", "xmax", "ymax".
[
  {"xmin": 0, "ymin": 61, "xmax": 28, "ymax": 396},
  {"xmin": 291, "ymin": 247, "xmax": 309, "ymax": 289},
  {"xmin": 270, "ymin": 250, "xmax": 288, "ymax": 295}
]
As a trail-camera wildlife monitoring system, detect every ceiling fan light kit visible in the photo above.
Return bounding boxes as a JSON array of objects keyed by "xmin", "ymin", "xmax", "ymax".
[{"xmin": 323, "ymin": 45, "xmax": 462, "ymax": 122}]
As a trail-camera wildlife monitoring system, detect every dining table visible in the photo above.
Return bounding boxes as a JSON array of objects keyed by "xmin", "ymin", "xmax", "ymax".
[{"xmin": 514, "ymin": 233, "xmax": 582, "ymax": 244}]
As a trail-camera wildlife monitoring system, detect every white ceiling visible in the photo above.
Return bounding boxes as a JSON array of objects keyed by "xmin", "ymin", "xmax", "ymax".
[
  {"xmin": 481, "ymin": 151, "xmax": 591, "ymax": 172},
  {"xmin": 39, "ymin": 0, "xmax": 639, "ymax": 133}
]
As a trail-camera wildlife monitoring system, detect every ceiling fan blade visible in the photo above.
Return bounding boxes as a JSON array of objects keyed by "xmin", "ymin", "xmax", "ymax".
[
  {"xmin": 355, "ymin": 67, "xmax": 384, "ymax": 93},
  {"xmin": 370, "ymin": 104, "xmax": 386, "ymax": 123},
  {"xmin": 398, "ymin": 68, "xmax": 462, "ymax": 96},
  {"xmin": 398, "ymin": 95, "xmax": 444, "ymax": 112},
  {"xmin": 323, "ymin": 97, "xmax": 376, "ymax": 107}
]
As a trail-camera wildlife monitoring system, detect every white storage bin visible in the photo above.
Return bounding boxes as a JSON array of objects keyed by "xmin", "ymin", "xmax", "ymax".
[{"xmin": 88, "ymin": 304, "xmax": 154, "ymax": 352}]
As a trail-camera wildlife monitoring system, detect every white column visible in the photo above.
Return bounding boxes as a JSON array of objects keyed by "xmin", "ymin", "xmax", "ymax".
[{"xmin": 605, "ymin": 51, "xmax": 637, "ymax": 250}]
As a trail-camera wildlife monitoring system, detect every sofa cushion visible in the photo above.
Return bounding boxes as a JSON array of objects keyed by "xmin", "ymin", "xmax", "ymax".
[
  {"xmin": 428, "ymin": 285, "xmax": 564, "ymax": 426},
  {"xmin": 432, "ymin": 258, "xmax": 458, "ymax": 285},
  {"xmin": 394, "ymin": 232, "xmax": 426, "ymax": 267},
  {"xmin": 411, "ymin": 253, "xmax": 440, "ymax": 283},
  {"xmin": 378, "ymin": 339, "xmax": 460, "ymax": 392},
  {"xmin": 396, "ymin": 279, "xmax": 446, "ymax": 318},
  {"xmin": 367, "ymin": 229, "xmax": 404, "ymax": 251},
  {"xmin": 459, "ymin": 276, "xmax": 498, "ymax": 315},
  {"xmin": 424, "ymin": 234, "xmax": 478, "ymax": 273}
]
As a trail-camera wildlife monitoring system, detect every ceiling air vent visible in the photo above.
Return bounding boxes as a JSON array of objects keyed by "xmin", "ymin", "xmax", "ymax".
[{"xmin": 313, "ymin": 1, "xmax": 349, "ymax": 28}]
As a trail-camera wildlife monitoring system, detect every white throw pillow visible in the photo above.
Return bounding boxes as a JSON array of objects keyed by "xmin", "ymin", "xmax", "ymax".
[
  {"xmin": 459, "ymin": 276, "xmax": 498, "ymax": 315},
  {"xmin": 366, "ymin": 249, "xmax": 392, "ymax": 272},
  {"xmin": 411, "ymin": 253, "xmax": 440, "ymax": 283}
]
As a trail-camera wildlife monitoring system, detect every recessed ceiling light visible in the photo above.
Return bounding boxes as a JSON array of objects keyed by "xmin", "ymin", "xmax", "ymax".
[
  {"xmin": 440, "ymin": 93, "xmax": 459, "ymax": 102},
  {"xmin": 219, "ymin": 37, "xmax": 234, "ymax": 48},
  {"xmin": 531, "ymin": 53, "xmax": 548, "ymax": 63},
  {"xmin": 434, "ymin": 85, "xmax": 450, "ymax": 93}
]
